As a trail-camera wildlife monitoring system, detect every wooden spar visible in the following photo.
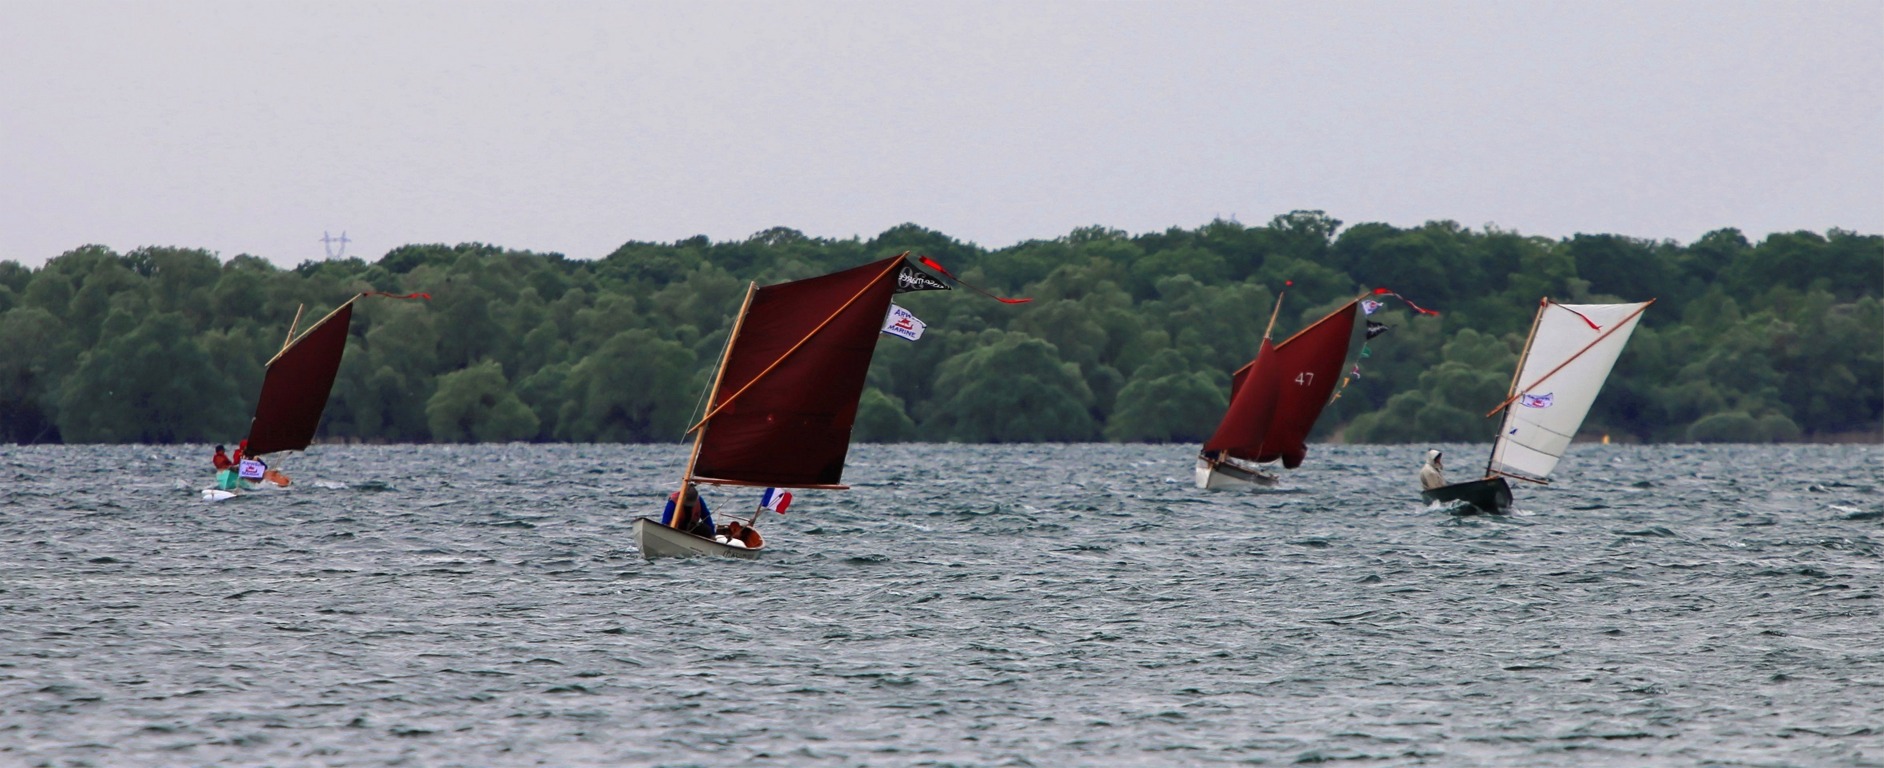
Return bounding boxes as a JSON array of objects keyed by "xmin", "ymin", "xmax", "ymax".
[
  {"xmin": 1483, "ymin": 299, "xmax": 1656, "ymax": 418},
  {"xmin": 684, "ymin": 257, "xmax": 905, "ymax": 434},
  {"xmin": 282, "ymin": 304, "xmax": 306, "ymax": 353},
  {"xmin": 1275, "ymin": 293, "xmax": 1367, "ymax": 349},
  {"xmin": 1261, "ymin": 289, "xmax": 1286, "ymax": 340},
  {"xmin": 677, "ymin": 281, "xmax": 757, "ymax": 523},
  {"xmin": 264, "ymin": 294, "xmax": 360, "ymax": 367}
]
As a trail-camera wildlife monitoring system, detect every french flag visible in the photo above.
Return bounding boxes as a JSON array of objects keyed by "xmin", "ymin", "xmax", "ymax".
[{"xmin": 759, "ymin": 487, "xmax": 792, "ymax": 514}]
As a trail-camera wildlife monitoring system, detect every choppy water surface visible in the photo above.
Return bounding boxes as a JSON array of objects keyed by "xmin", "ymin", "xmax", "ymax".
[{"xmin": 2, "ymin": 443, "xmax": 1880, "ymax": 766}]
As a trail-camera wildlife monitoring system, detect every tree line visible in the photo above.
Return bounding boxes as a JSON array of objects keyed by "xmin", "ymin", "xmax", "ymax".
[{"xmin": 1, "ymin": 212, "xmax": 1878, "ymax": 446}]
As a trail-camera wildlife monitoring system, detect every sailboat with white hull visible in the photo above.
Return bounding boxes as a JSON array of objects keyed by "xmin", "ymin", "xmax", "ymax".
[
  {"xmin": 1423, "ymin": 298, "xmax": 1653, "ymax": 514},
  {"xmin": 633, "ymin": 253, "xmax": 956, "ymax": 559},
  {"xmin": 1195, "ymin": 289, "xmax": 1368, "ymax": 490},
  {"xmin": 203, "ymin": 291, "xmax": 427, "ymax": 501}
]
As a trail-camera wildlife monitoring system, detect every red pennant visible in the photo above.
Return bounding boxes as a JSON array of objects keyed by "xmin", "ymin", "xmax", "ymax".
[
  {"xmin": 916, "ymin": 255, "xmax": 1032, "ymax": 304},
  {"xmin": 364, "ymin": 291, "xmax": 432, "ymax": 301},
  {"xmin": 1556, "ymin": 302, "xmax": 1603, "ymax": 330},
  {"xmin": 1370, "ymin": 288, "xmax": 1439, "ymax": 316}
]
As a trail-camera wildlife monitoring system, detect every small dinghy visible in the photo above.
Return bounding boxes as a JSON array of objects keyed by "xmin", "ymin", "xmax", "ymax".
[
  {"xmin": 639, "ymin": 253, "xmax": 966, "ymax": 559},
  {"xmin": 1423, "ymin": 298, "xmax": 1653, "ymax": 514},
  {"xmin": 632, "ymin": 517, "xmax": 765, "ymax": 560}
]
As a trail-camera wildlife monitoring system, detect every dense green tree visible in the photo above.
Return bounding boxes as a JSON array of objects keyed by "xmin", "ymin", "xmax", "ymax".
[
  {"xmin": 0, "ymin": 307, "xmax": 77, "ymax": 442},
  {"xmin": 1105, "ymin": 349, "xmax": 1226, "ymax": 442},
  {"xmin": 4, "ymin": 217, "xmax": 1877, "ymax": 445},
  {"xmin": 924, "ymin": 332, "xmax": 1098, "ymax": 442},
  {"xmin": 55, "ymin": 312, "xmax": 240, "ymax": 442},
  {"xmin": 426, "ymin": 360, "xmax": 540, "ymax": 442},
  {"xmin": 557, "ymin": 329, "xmax": 697, "ymax": 442},
  {"xmin": 853, "ymin": 387, "xmax": 918, "ymax": 443}
]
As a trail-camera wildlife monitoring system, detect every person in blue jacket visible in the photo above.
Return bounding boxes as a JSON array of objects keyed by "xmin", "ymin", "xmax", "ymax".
[{"xmin": 661, "ymin": 483, "xmax": 715, "ymax": 537}]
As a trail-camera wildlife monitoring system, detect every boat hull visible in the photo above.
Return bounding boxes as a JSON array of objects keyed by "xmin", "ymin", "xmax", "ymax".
[
  {"xmin": 1195, "ymin": 456, "xmax": 1280, "ymax": 491},
  {"xmin": 633, "ymin": 517, "xmax": 764, "ymax": 560},
  {"xmin": 1422, "ymin": 477, "xmax": 1513, "ymax": 515}
]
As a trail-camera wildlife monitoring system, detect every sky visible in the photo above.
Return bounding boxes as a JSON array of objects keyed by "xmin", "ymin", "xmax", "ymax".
[{"xmin": 2, "ymin": 1, "xmax": 1879, "ymax": 269}]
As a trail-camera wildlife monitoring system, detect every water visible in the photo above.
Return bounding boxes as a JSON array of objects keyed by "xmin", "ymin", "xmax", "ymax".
[{"xmin": 2, "ymin": 443, "xmax": 1880, "ymax": 766}]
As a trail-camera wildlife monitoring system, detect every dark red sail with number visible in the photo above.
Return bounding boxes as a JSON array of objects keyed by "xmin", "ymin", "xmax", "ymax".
[
  {"xmin": 1201, "ymin": 299, "xmax": 1359, "ymax": 468},
  {"xmin": 1257, "ymin": 301, "xmax": 1358, "ymax": 468}
]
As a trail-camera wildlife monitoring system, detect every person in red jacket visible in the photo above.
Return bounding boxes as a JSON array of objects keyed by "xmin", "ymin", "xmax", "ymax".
[{"xmin": 212, "ymin": 445, "xmax": 233, "ymax": 471}]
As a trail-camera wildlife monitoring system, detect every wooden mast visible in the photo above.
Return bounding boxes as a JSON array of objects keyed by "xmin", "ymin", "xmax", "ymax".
[
  {"xmin": 679, "ymin": 282, "xmax": 757, "ymax": 503},
  {"xmin": 1484, "ymin": 298, "xmax": 1549, "ymax": 479},
  {"xmin": 265, "ymin": 294, "xmax": 361, "ymax": 367},
  {"xmin": 281, "ymin": 304, "xmax": 306, "ymax": 353}
]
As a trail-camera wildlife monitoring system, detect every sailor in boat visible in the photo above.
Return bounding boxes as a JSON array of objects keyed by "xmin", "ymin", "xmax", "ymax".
[
  {"xmin": 717, "ymin": 520, "xmax": 762, "ymax": 549},
  {"xmin": 1419, "ymin": 449, "xmax": 1445, "ymax": 491},
  {"xmin": 213, "ymin": 439, "xmax": 293, "ymax": 490},
  {"xmin": 661, "ymin": 483, "xmax": 716, "ymax": 538},
  {"xmin": 211, "ymin": 444, "xmax": 243, "ymax": 491}
]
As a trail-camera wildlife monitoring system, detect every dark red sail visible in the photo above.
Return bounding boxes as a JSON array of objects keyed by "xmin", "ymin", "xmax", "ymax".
[
  {"xmin": 1201, "ymin": 337, "xmax": 1283, "ymax": 460},
  {"xmin": 690, "ymin": 255, "xmax": 913, "ymax": 488},
  {"xmin": 244, "ymin": 301, "xmax": 353, "ymax": 456},
  {"xmin": 1254, "ymin": 301, "xmax": 1358, "ymax": 468}
]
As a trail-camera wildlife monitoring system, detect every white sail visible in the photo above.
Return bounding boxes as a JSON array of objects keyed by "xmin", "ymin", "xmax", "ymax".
[{"xmin": 1487, "ymin": 301, "xmax": 1651, "ymax": 482}]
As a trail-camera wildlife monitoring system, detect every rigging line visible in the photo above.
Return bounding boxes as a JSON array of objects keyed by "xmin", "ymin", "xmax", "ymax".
[{"xmin": 681, "ymin": 281, "xmax": 757, "ymax": 490}]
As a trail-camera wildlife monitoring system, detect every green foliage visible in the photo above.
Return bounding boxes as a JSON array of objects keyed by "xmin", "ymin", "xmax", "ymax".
[
  {"xmin": 56, "ymin": 312, "xmax": 241, "ymax": 442},
  {"xmin": 1, "ymin": 216, "xmax": 1877, "ymax": 445},
  {"xmin": 1105, "ymin": 349, "xmax": 1226, "ymax": 442},
  {"xmin": 556, "ymin": 329, "xmax": 696, "ymax": 442},
  {"xmin": 426, "ymin": 360, "xmax": 540, "ymax": 442},
  {"xmin": 853, "ymin": 387, "xmax": 918, "ymax": 443},
  {"xmin": 925, "ymin": 332, "xmax": 1098, "ymax": 442}
]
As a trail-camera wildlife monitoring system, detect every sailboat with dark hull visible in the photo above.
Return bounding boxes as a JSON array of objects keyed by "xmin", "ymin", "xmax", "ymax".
[
  {"xmin": 1196, "ymin": 290, "xmax": 1366, "ymax": 490},
  {"xmin": 1423, "ymin": 298, "xmax": 1653, "ymax": 514},
  {"xmin": 633, "ymin": 253, "xmax": 953, "ymax": 559},
  {"xmin": 203, "ymin": 292, "xmax": 425, "ymax": 500}
]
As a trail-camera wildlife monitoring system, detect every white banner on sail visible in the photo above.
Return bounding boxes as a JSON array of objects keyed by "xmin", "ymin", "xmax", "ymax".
[{"xmin": 880, "ymin": 304, "xmax": 926, "ymax": 341}]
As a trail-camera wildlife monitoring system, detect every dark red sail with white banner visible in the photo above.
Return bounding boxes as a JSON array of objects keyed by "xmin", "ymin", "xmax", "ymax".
[
  {"xmin": 690, "ymin": 254, "xmax": 945, "ymax": 488},
  {"xmin": 243, "ymin": 301, "xmax": 354, "ymax": 457}
]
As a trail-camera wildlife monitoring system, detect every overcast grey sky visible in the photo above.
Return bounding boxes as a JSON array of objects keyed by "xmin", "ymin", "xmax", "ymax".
[{"xmin": 3, "ymin": 1, "xmax": 1879, "ymax": 268}]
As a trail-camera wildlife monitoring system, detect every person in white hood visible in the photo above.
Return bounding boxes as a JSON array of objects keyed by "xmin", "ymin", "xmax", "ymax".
[{"xmin": 1419, "ymin": 449, "xmax": 1446, "ymax": 490}]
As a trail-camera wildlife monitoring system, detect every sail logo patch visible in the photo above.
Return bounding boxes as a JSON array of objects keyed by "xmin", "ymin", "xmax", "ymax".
[
  {"xmin": 894, "ymin": 265, "xmax": 951, "ymax": 293},
  {"xmin": 1518, "ymin": 392, "xmax": 1554, "ymax": 409}
]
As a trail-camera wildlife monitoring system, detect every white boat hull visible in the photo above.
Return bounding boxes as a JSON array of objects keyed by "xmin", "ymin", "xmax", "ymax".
[
  {"xmin": 1195, "ymin": 456, "xmax": 1280, "ymax": 491},
  {"xmin": 199, "ymin": 475, "xmax": 291, "ymax": 502},
  {"xmin": 633, "ymin": 517, "xmax": 764, "ymax": 560}
]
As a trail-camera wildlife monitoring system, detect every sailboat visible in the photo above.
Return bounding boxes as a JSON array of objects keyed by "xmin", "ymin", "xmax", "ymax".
[
  {"xmin": 203, "ymin": 291, "xmax": 426, "ymax": 501},
  {"xmin": 1195, "ymin": 289, "xmax": 1367, "ymax": 490},
  {"xmin": 632, "ymin": 253, "xmax": 954, "ymax": 559},
  {"xmin": 1422, "ymin": 298, "xmax": 1653, "ymax": 514}
]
